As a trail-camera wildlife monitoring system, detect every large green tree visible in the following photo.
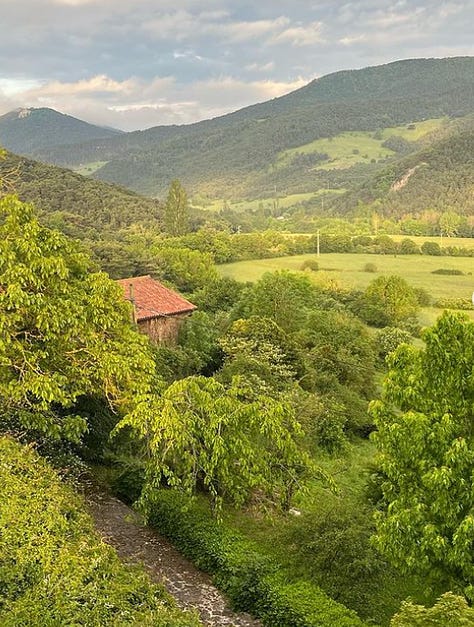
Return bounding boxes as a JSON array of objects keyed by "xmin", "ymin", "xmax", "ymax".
[
  {"xmin": 0, "ymin": 195, "xmax": 156, "ymax": 441},
  {"xmin": 116, "ymin": 375, "xmax": 324, "ymax": 515},
  {"xmin": 359, "ymin": 275, "xmax": 419, "ymax": 327},
  {"xmin": 370, "ymin": 312, "xmax": 474, "ymax": 597},
  {"xmin": 164, "ymin": 179, "xmax": 189, "ymax": 236}
]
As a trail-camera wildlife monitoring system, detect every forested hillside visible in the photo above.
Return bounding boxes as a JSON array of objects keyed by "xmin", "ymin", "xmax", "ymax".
[
  {"xmin": 0, "ymin": 107, "xmax": 122, "ymax": 155},
  {"xmin": 24, "ymin": 57, "xmax": 474, "ymax": 198},
  {"xmin": 333, "ymin": 115, "xmax": 474, "ymax": 217},
  {"xmin": 0, "ymin": 150, "xmax": 162, "ymax": 239}
]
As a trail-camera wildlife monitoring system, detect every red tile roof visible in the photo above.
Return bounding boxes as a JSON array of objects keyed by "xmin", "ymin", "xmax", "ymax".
[{"xmin": 117, "ymin": 275, "xmax": 196, "ymax": 321}]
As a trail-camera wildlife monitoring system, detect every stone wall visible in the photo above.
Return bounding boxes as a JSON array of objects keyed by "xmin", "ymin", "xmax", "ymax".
[{"xmin": 138, "ymin": 313, "xmax": 189, "ymax": 345}]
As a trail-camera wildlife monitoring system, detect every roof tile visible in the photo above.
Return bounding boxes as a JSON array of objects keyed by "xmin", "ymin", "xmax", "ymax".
[{"xmin": 117, "ymin": 275, "xmax": 196, "ymax": 321}]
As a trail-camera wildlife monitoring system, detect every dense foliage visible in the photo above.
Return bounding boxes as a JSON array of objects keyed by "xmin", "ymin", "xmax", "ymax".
[
  {"xmin": 0, "ymin": 195, "xmax": 156, "ymax": 442},
  {"xmin": 0, "ymin": 436, "xmax": 200, "ymax": 626},
  {"xmin": 336, "ymin": 115, "xmax": 474, "ymax": 218},
  {"xmin": 371, "ymin": 312, "xmax": 474, "ymax": 598},
  {"xmin": 0, "ymin": 151, "xmax": 162, "ymax": 239},
  {"xmin": 144, "ymin": 489, "xmax": 368, "ymax": 627}
]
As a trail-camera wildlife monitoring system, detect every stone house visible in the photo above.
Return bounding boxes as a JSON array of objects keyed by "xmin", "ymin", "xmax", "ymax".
[{"xmin": 117, "ymin": 275, "xmax": 196, "ymax": 344}]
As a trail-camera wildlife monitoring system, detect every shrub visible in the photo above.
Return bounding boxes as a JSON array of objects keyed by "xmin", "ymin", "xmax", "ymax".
[
  {"xmin": 283, "ymin": 502, "xmax": 391, "ymax": 623},
  {"xmin": 391, "ymin": 592, "xmax": 474, "ymax": 626},
  {"xmin": 147, "ymin": 489, "xmax": 367, "ymax": 627},
  {"xmin": 421, "ymin": 241, "xmax": 442, "ymax": 256},
  {"xmin": 300, "ymin": 259, "xmax": 319, "ymax": 272},
  {"xmin": 414, "ymin": 286, "xmax": 432, "ymax": 306},
  {"xmin": 431, "ymin": 268, "xmax": 464, "ymax": 275},
  {"xmin": 399, "ymin": 238, "xmax": 420, "ymax": 255},
  {"xmin": 376, "ymin": 327, "xmax": 412, "ymax": 360},
  {"xmin": 0, "ymin": 437, "xmax": 200, "ymax": 626},
  {"xmin": 434, "ymin": 297, "xmax": 474, "ymax": 310},
  {"xmin": 363, "ymin": 262, "xmax": 377, "ymax": 273}
]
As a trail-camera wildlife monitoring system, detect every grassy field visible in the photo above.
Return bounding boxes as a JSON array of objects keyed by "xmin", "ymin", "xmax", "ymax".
[
  {"xmin": 220, "ymin": 252, "xmax": 474, "ymax": 305},
  {"xmin": 276, "ymin": 118, "xmax": 445, "ymax": 171},
  {"xmin": 191, "ymin": 190, "xmax": 345, "ymax": 213},
  {"xmin": 74, "ymin": 161, "xmax": 108, "ymax": 176}
]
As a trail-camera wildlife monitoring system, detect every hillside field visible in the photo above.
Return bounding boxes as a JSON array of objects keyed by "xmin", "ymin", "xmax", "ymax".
[
  {"xmin": 219, "ymin": 252, "xmax": 474, "ymax": 304},
  {"xmin": 276, "ymin": 119, "xmax": 445, "ymax": 171}
]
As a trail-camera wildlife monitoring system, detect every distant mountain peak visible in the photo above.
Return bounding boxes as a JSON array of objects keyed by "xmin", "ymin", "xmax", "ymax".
[{"xmin": 0, "ymin": 106, "xmax": 122, "ymax": 155}]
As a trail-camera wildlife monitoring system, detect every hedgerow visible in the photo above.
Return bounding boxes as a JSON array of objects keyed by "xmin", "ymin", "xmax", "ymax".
[{"xmin": 146, "ymin": 489, "xmax": 368, "ymax": 627}]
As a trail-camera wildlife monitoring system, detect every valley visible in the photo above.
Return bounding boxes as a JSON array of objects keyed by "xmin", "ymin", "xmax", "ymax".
[{"xmin": 1, "ymin": 51, "xmax": 474, "ymax": 627}]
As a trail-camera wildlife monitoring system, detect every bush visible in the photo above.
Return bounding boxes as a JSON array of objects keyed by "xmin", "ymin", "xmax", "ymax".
[
  {"xmin": 376, "ymin": 327, "xmax": 412, "ymax": 360},
  {"xmin": 434, "ymin": 297, "xmax": 474, "ymax": 310},
  {"xmin": 283, "ymin": 502, "xmax": 391, "ymax": 623},
  {"xmin": 0, "ymin": 437, "xmax": 200, "ymax": 626},
  {"xmin": 147, "ymin": 490, "xmax": 367, "ymax": 627},
  {"xmin": 363, "ymin": 262, "xmax": 377, "ymax": 273},
  {"xmin": 300, "ymin": 259, "xmax": 319, "ymax": 272},
  {"xmin": 413, "ymin": 287, "xmax": 432, "ymax": 306},
  {"xmin": 391, "ymin": 592, "xmax": 474, "ymax": 626},
  {"xmin": 421, "ymin": 241, "xmax": 442, "ymax": 256},
  {"xmin": 431, "ymin": 268, "xmax": 464, "ymax": 275}
]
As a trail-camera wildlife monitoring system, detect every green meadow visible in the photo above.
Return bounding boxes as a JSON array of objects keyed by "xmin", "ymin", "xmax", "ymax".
[
  {"xmin": 74, "ymin": 161, "xmax": 108, "ymax": 175},
  {"xmin": 191, "ymin": 190, "xmax": 344, "ymax": 213},
  {"xmin": 276, "ymin": 118, "xmax": 446, "ymax": 171},
  {"xmin": 219, "ymin": 251, "xmax": 474, "ymax": 304}
]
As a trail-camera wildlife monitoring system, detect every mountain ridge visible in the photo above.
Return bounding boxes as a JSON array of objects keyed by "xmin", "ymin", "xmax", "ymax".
[
  {"xmin": 1, "ymin": 57, "xmax": 473, "ymax": 201},
  {"xmin": 0, "ymin": 107, "xmax": 123, "ymax": 156}
]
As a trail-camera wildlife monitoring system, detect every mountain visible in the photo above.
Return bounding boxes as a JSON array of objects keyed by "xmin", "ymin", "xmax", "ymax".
[
  {"xmin": 331, "ymin": 115, "xmax": 474, "ymax": 217},
  {"xmin": 0, "ymin": 150, "xmax": 162, "ymax": 240},
  {"xmin": 0, "ymin": 107, "xmax": 122, "ymax": 156},
  {"xmin": 27, "ymin": 57, "xmax": 474, "ymax": 199}
]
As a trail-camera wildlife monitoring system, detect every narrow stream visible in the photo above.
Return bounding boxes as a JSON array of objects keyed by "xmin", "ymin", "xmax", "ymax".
[{"xmin": 86, "ymin": 490, "xmax": 262, "ymax": 627}]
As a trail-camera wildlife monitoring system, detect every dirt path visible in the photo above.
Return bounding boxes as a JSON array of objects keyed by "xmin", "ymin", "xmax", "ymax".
[{"xmin": 86, "ymin": 490, "xmax": 261, "ymax": 627}]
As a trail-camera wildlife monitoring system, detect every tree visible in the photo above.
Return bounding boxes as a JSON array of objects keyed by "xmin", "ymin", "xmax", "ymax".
[
  {"xmin": 439, "ymin": 211, "xmax": 461, "ymax": 238},
  {"xmin": 164, "ymin": 179, "xmax": 189, "ymax": 236},
  {"xmin": 219, "ymin": 316, "xmax": 303, "ymax": 390},
  {"xmin": 152, "ymin": 246, "xmax": 218, "ymax": 293},
  {"xmin": 421, "ymin": 240, "xmax": 442, "ymax": 256},
  {"xmin": 359, "ymin": 275, "xmax": 419, "ymax": 327},
  {"xmin": 297, "ymin": 310, "xmax": 376, "ymax": 398},
  {"xmin": 0, "ymin": 196, "xmax": 156, "ymax": 441},
  {"xmin": 116, "ymin": 375, "xmax": 324, "ymax": 515},
  {"xmin": 391, "ymin": 593, "xmax": 474, "ymax": 627},
  {"xmin": 239, "ymin": 270, "xmax": 317, "ymax": 333},
  {"xmin": 370, "ymin": 312, "xmax": 474, "ymax": 597}
]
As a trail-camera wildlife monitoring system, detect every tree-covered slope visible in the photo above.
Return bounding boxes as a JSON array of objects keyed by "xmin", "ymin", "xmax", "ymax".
[
  {"xmin": 332, "ymin": 115, "xmax": 474, "ymax": 217},
  {"xmin": 0, "ymin": 151, "xmax": 162, "ymax": 238},
  {"xmin": 33, "ymin": 57, "xmax": 474, "ymax": 198},
  {"xmin": 0, "ymin": 107, "xmax": 122, "ymax": 155}
]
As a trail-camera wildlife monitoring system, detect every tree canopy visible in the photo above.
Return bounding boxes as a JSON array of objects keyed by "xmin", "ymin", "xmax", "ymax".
[
  {"xmin": 0, "ymin": 195, "xmax": 156, "ymax": 441},
  {"xmin": 371, "ymin": 312, "xmax": 474, "ymax": 597}
]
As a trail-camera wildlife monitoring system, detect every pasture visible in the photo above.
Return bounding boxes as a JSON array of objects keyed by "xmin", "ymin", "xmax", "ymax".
[
  {"xmin": 219, "ymin": 251, "xmax": 474, "ymax": 304},
  {"xmin": 275, "ymin": 118, "xmax": 446, "ymax": 171},
  {"xmin": 74, "ymin": 161, "xmax": 108, "ymax": 176}
]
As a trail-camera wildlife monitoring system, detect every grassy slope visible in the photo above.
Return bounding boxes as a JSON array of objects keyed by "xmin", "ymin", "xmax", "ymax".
[
  {"xmin": 0, "ymin": 437, "xmax": 200, "ymax": 626},
  {"xmin": 333, "ymin": 115, "xmax": 474, "ymax": 216},
  {"xmin": 276, "ymin": 119, "xmax": 445, "ymax": 171},
  {"xmin": 218, "ymin": 439, "xmax": 434, "ymax": 625}
]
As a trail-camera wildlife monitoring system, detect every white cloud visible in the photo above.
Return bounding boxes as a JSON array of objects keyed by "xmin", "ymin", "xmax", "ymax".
[
  {"xmin": 271, "ymin": 20, "xmax": 325, "ymax": 46},
  {"xmin": 0, "ymin": 73, "xmax": 310, "ymax": 130},
  {"xmin": 245, "ymin": 61, "xmax": 276, "ymax": 72}
]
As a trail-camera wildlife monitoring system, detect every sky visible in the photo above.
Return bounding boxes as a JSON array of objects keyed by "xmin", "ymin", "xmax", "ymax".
[{"xmin": 1, "ymin": 0, "xmax": 473, "ymax": 131}]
